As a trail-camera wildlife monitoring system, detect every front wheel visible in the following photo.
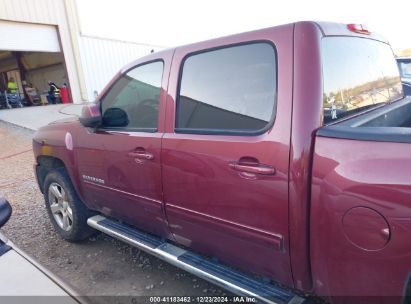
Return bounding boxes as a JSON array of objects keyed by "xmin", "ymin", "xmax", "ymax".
[{"xmin": 44, "ymin": 168, "xmax": 97, "ymax": 242}]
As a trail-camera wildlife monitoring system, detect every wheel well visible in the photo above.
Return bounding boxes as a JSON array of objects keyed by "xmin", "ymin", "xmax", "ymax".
[{"xmin": 36, "ymin": 156, "xmax": 66, "ymax": 193}]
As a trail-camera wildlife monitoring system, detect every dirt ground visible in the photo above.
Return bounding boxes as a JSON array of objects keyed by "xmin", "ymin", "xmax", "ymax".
[{"xmin": 0, "ymin": 121, "xmax": 227, "ymax": 303}]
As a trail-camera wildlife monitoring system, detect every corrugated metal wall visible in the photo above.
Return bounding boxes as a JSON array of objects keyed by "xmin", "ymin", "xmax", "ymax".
[
  {"xmin": 0, "ymin": 0, "xmax": 85, "ymax": 103},
  {"xmin": 79, "ymin": 35, "xmax": 160, "ymax": 101},
  {"xmin": 0, "ymin": 0, "xmax": 60, "ymax": 25}
]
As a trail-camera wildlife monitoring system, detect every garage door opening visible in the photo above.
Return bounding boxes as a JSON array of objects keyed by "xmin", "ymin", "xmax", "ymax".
[
  {"xmin": 0, "ymin": 51, "xmax": 71, "ymax": 109},
  {"xmin": 0, "ymin": 20, "xmax": 72, "ymax": 109}
]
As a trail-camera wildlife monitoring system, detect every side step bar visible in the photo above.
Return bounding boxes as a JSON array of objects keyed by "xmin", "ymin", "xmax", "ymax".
[{"xmin": 87, "ymin": 215, "xmax": 305, "ymax": 304}]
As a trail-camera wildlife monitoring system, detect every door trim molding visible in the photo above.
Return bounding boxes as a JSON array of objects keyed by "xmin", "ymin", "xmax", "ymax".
[
  {"xmin": 166, "ymin": 203, "xmax": 284, "ymax": 251},
  {"xmin": 83, "ymin": 180, "xmax": 162, "ymax": 205}
]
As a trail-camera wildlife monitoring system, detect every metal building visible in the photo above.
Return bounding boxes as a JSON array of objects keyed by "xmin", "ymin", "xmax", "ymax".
[
  {"xmin": 0, "ymin": 0, "xmax": 160, "ymax": 105},
  {"xmin": 78, "ymin": 35, "xmax": 157, "ymax": 102}
]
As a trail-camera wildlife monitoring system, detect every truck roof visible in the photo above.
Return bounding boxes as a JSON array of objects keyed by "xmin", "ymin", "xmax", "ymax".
[
  {"xmin": 314, "ymin": 21, "xmax": 388, "ymax": 43},
  {"xmin": 121, "ymin": 21, "xmax": 390, "ymax": 74}
]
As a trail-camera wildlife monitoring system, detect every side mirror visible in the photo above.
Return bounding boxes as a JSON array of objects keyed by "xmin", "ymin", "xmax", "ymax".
[
  {"xmin": 0, "ymin": 198, "xmax": 12, "ymax": 229},
  {"xmin": 79, "ymin": 103, "xmax": 102, "ymax": 128},
  {"xmin": 102, "ymin": 107, "xmax": 129, "ymax": 127}
]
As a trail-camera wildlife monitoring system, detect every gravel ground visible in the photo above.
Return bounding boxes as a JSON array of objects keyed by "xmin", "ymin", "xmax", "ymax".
[{"xmin": 0, "ymin": 121, "xmax": 228, "ymax": 303}]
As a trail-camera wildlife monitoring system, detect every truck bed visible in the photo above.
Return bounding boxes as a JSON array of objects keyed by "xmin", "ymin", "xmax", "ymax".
[
  {"xmin": 311, "ymin": 98, "xmax": 411, "ymax": 301},
  {"xmin": 318, "ymin": 96, "xmax": 411, "ymax": 143}
]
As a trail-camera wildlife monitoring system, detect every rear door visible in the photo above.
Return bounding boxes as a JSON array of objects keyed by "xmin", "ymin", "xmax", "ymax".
[{"xmin": 162, "ymin": 25, "xmax": 294, "ymax": 285}]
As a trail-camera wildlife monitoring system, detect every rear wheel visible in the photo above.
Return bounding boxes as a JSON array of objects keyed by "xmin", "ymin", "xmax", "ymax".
[{"xmin": 44, "ymin": 168, "xmax": 97, "ymax": 242}]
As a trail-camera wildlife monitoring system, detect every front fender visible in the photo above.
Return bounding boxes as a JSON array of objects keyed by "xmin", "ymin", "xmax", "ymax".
[{"xmin": 33, "ymin": 119, "xmax": 86, "ymax": 205}]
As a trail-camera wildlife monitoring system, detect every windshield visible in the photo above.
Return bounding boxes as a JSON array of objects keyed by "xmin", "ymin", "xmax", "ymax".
[{"xmin": 322, "ymin": 37, "xmax": 403, "ymax": 124}]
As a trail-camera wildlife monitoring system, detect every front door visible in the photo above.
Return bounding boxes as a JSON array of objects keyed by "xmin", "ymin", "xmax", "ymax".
[
  {"xmin": 76, "ymin": 58, "xmax": 170, "ymax": 237},
  {"xmin": 161, "ymin": 30, "xmax": 294, "ymax": 285}
]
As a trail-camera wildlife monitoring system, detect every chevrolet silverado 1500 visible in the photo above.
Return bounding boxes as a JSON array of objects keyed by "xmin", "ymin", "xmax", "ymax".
[{"xmin": 33, "ymin": 21, "xmax": 411, "ymax": 304}]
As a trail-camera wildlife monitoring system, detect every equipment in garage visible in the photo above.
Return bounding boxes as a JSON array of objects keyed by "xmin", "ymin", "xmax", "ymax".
[
  {"xmin": 0, "ymin": 51, "xmax": 70, "ymax": 107},
  {"xmin": 0, "ymin": 92, "xmax": 23, "ymax": 109},
  {"xmin": 0, "ymin": 20, "xmax": 71, "ymax": 107}
]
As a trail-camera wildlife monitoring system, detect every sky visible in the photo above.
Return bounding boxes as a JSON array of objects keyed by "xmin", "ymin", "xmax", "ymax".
[{"xmin": 76, "ymin": 0, "xmax": 411, "ymax": 53}]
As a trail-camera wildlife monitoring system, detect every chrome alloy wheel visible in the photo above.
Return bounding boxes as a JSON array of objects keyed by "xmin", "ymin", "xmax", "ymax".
[{"xmin": 48, "ymin": 182, "xmax": 73, "ymax": 231}]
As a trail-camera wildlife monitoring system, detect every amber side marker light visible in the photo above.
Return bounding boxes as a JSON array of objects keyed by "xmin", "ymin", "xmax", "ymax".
[{"xmin": 347, "ymin": 24, "xmax": 371, "ymax": 35}]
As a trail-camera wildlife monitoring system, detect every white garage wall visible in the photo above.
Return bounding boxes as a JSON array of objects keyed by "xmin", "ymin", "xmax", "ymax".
[{"xmin": 78, "ymin": 35, "xmax": 161, "ymax": 101}]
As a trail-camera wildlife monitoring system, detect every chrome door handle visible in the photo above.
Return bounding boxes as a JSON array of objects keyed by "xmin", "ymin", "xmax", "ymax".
[
  {"xmin": 127, "ymin": 151, "xmax": 154, "ymax": 160},
  {"xmin": 229, "ymin": 162, "xmax": 276, "ymax": 175}
]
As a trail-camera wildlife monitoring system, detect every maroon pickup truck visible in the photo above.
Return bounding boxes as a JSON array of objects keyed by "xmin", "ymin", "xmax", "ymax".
[{"xmin": 33, "ymin": 21, "xmax": 411, "ymax": 304}]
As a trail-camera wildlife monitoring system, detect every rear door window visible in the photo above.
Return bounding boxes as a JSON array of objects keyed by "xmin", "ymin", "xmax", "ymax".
[
  {"xmin": 176, "ymin": 43, "xmax": 277, "ymax": 134},
  {"xmin": 322, "ymin": 37, "xmax": 403, "ymax": 124}
]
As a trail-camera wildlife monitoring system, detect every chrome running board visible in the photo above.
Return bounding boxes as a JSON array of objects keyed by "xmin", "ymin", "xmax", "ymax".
[{"xmin": 87, "ymin": 215, "xmax": 305, "ymax": 304}]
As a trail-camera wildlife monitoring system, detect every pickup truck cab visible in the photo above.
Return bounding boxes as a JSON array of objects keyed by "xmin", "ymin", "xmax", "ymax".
[{"xmin": 33, "ymin": 21, "xmax": 411, "ymax": 304}]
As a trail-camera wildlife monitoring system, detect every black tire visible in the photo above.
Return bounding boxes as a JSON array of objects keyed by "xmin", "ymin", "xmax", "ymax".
[{"xmin": 43, "ymin": 167, "xmax": 97, "ymax": 242}]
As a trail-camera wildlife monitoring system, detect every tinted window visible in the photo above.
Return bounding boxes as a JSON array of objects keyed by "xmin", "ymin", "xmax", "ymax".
[
  {"xmin": 176, "ymin": 43, "xmax": 277, "ymax": 133},
  {"xmin": 101, "ymin": 61, "xmax": 163, "ymax": 130},
  {"xmin": 322, "ymin": 37, "xmax": 403, "ymax": 125},
  {"xmin": 397, "ymin": 59, "xmax": 411, "ymax": 79}
]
